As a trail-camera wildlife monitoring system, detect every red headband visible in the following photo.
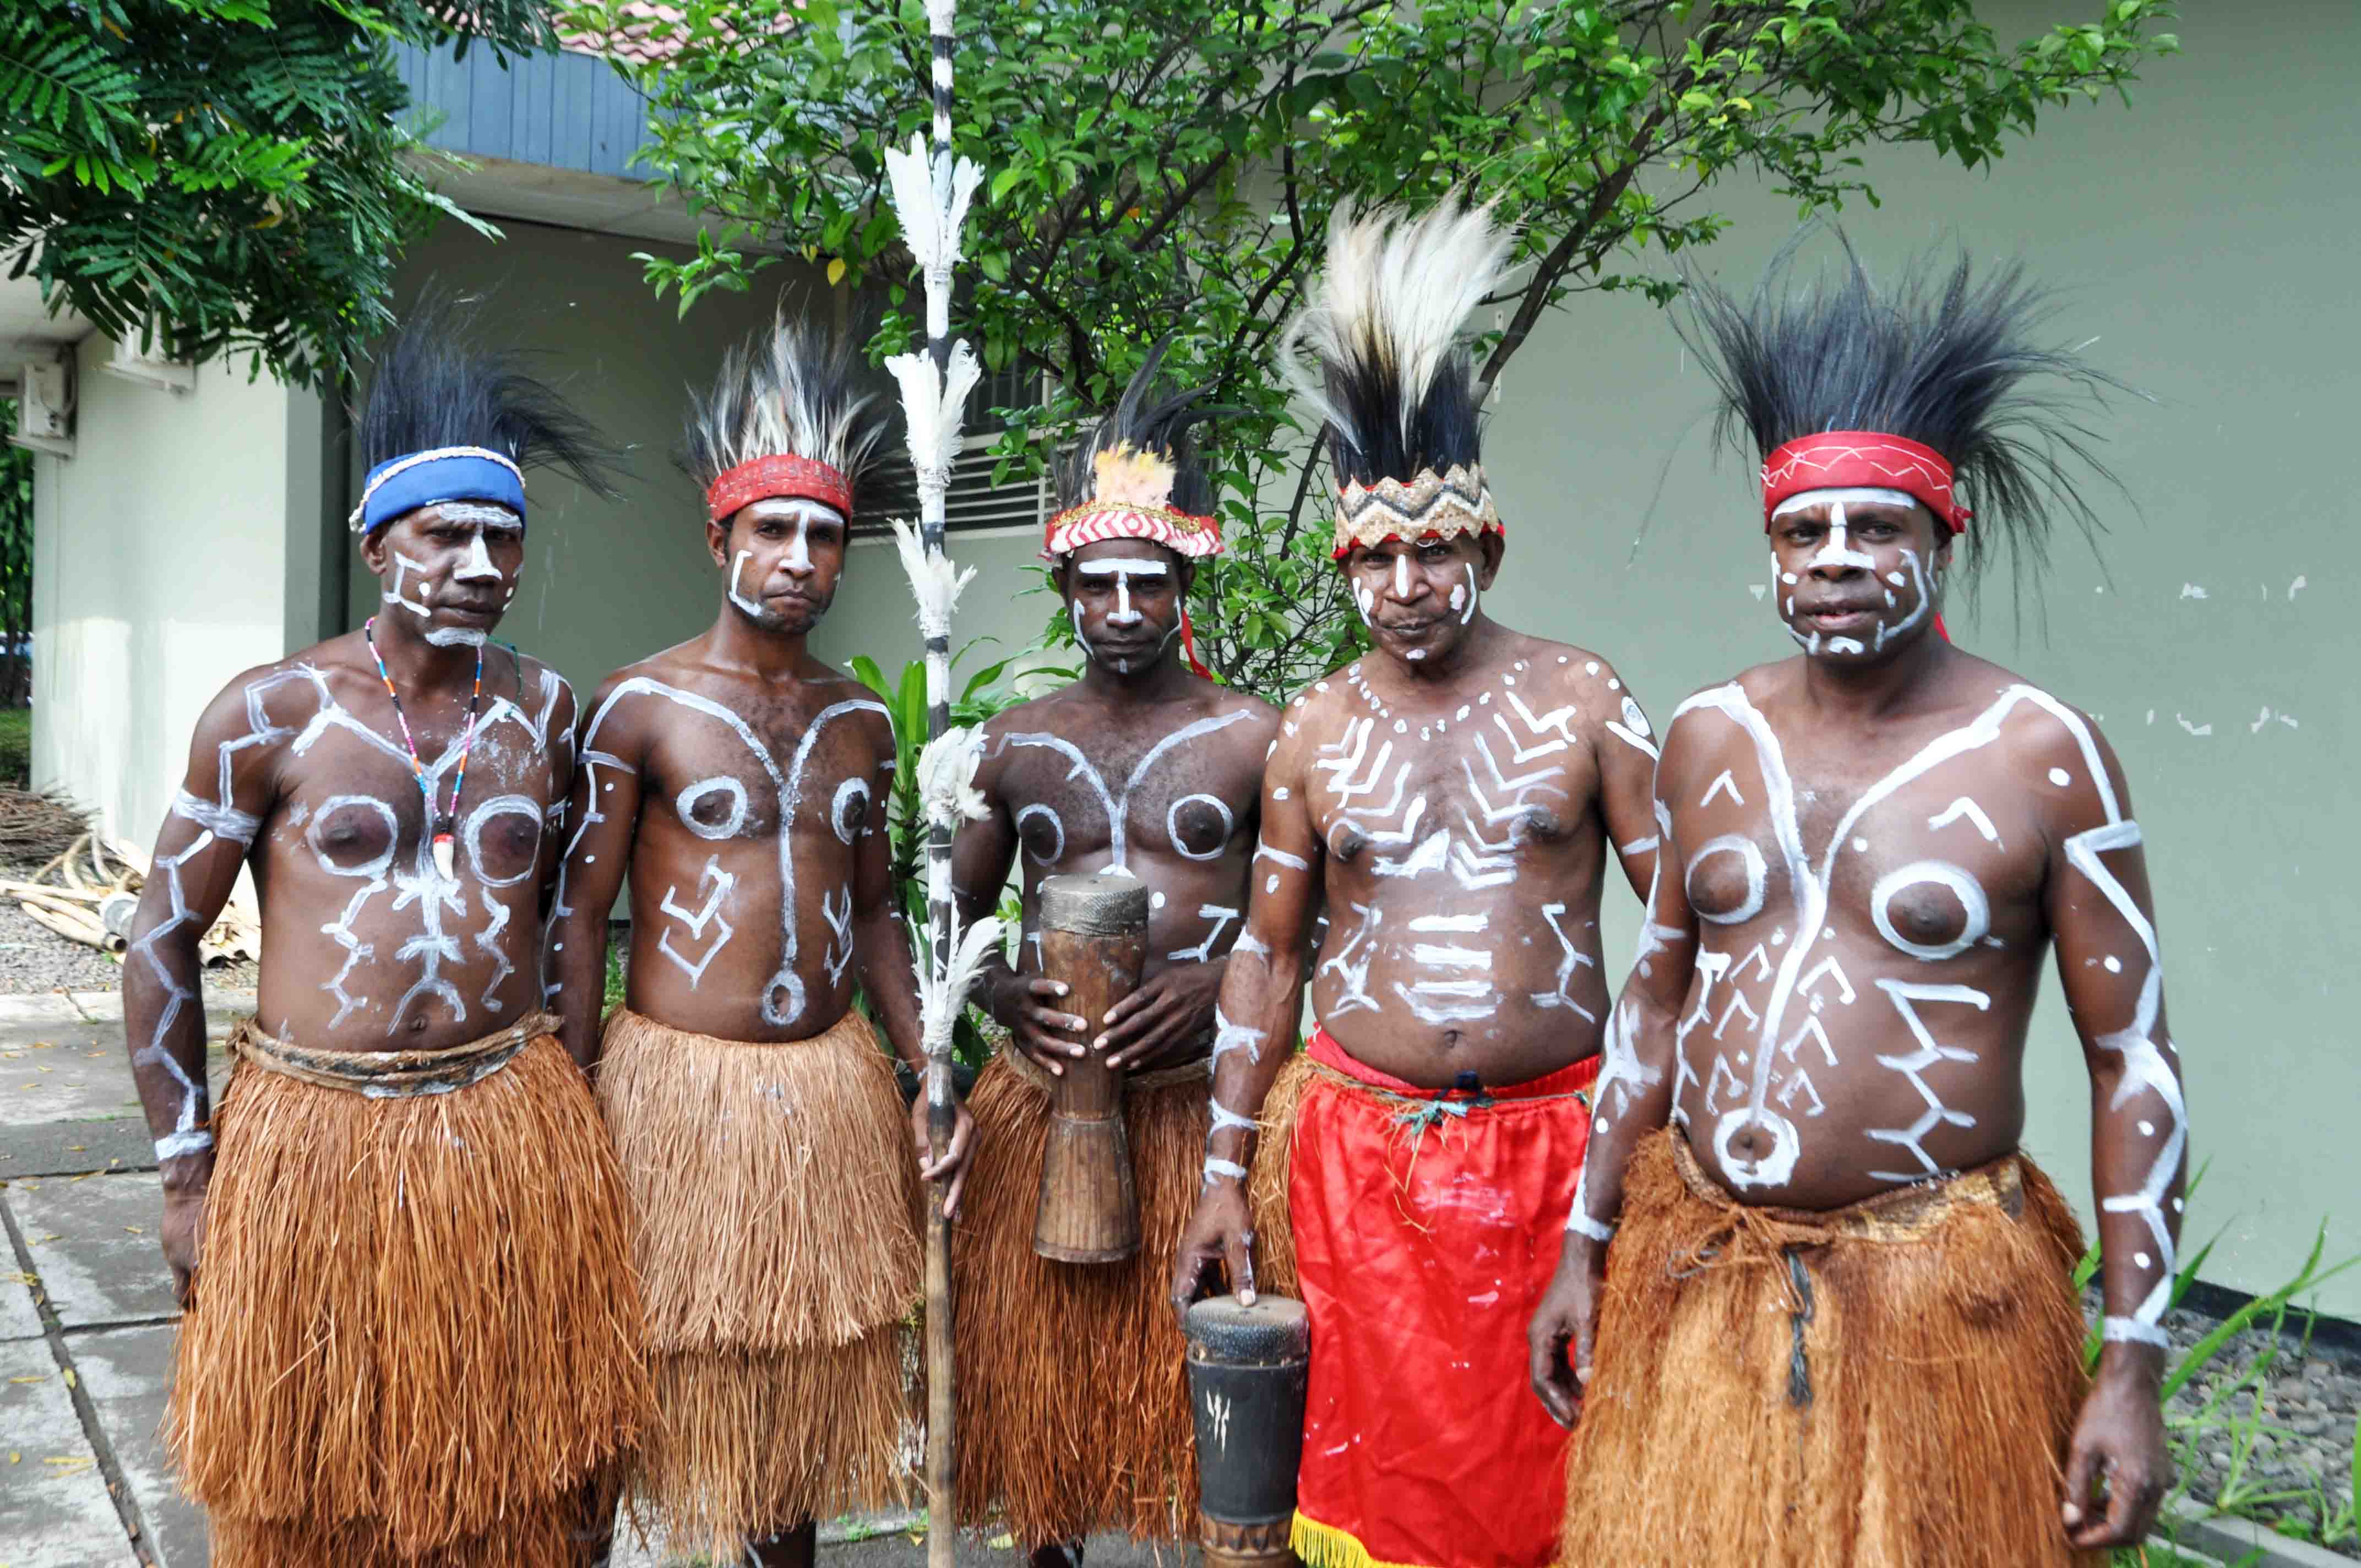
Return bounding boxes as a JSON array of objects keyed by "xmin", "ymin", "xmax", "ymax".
[
  {"xmin": 1760, "ymin": 431, "xmax": 1972, "ymax": 535},
  {"xmin": 706, "ymin": 454, "xmax": 852, "ymax": 523}
]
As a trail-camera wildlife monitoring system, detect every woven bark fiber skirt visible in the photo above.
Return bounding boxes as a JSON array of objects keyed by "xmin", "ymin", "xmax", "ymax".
[
  {"xmin": 1255, "ymin": 1027, "xmax": 1598, "ymax": 1568},
  {"xmin": 597, "ymin": 1006, "xmax": 921, "ymax": 1554},
  {"xmin": 1559, "ymin": 1130, "xmax": 2104, "ymax": 1568},
  {"xmin": 950, "ymin": 1049, "xmax": 1212, "ymax": 1544},
  {"xmin": 167, "ymin": 1014, "xmax": 649, "ymax": 1568}
]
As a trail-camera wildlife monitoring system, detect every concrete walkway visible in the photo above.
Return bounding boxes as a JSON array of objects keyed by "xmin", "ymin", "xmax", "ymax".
[{"xmin": 0, "ymin": 989, "xmax": 1178, "ymax": 1568}]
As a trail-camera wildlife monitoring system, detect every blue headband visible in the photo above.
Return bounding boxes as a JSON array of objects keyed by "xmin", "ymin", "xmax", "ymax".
[{"xmin": 351, "ymin": 446, "xmax": 528, "ymax": 535}]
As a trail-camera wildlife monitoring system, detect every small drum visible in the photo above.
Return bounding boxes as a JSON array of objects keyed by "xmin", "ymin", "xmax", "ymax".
[
  {"xmin": 1031, "ymin": 870, "xmax": 1151, "ymax": 1262},
  {"xmin": 1186, "ymin": 1293, "xmax": 1311, "ymax": 1568}
]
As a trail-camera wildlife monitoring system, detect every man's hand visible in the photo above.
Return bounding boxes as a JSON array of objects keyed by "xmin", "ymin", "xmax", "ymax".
[
  {"xmin": 1169, "ymin": 1178, "xmax": 1257, "ymax": 1326},
  {"xmin": 159, "ymin": 1162, "xmax": 212, "ymax": 1309},
  {"xmin": 2061, "ymin": 1359, "xmax": 2172, "ymax": 1549},
  {"xmin": 909, "ymin": 1094, "xmax": 978, "ymax": 1221},
  {"xmin": 986, "ymin": 971, "xmax": 1089, "ymax": 1076},
  {"xmin": 1527, "ymin": 1237, "xmax": 1606, "ymax": 1429},
  {"xmin": 1102, "ymin": 959, "xmax": 1225, "ymax": 1072}
]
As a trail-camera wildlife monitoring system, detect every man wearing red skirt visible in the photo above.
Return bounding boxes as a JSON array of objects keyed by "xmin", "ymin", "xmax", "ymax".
[{"xmin": 1170, "ymin": 197, "xmax": 1662, "ymax": 1568}]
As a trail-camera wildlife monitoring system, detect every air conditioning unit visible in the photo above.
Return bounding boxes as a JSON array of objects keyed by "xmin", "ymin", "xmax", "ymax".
[
  {"xmin": 9, "ymin": 354, "xmax": 74, "ymax": 458},
  {"xmin": 105, "ymin": 338, "xmax": 197, "ymax": 394}
]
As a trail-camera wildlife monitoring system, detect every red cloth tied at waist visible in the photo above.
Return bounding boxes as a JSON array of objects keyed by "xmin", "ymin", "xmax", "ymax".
[
  {"xmin": 1289, "ymin": 1023, "xmax": 1598, "ymax": 1568},
  {"xmin": 705, "ymin": 454, "xmax": 853, "ymax": 522},
  {"xmin": 1760, "ymin": 429, "xmax": 1972, "ymax": 535}
]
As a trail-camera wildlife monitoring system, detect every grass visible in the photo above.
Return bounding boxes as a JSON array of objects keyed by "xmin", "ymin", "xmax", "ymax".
[
  {"xmin": 0, "ymin": 706, "xmax": 28, "ymax": 787},
  {"xmin": 2101, "ymin": 1216, "xmax": 2361, "ymax": 1565}
]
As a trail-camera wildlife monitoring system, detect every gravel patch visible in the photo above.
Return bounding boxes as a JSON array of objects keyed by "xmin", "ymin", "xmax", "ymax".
[{"xmin": 2104, "ymin": 1291, "xmax": 2361, "ymax": 1558}]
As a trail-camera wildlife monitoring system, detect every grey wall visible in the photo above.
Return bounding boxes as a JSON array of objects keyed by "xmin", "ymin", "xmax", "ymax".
[
  {"xmin": 349, "ymin": 217, "xmax": 816, "ymax": 701},
  {"xmin": 813, "ymin": 4, "xmax": 2361, "ymax": 1311}
]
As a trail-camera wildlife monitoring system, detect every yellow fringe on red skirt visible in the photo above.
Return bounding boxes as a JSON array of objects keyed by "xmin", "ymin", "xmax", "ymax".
[
  {"xmin": 167, "ymin": 1016, "xmax": 649, "ymax": 1568},
  {"xmin": 597, "ymin": 1006, "xmax": 921, "ymax": 1553},
  {"xmin": 1559, "ymin": 1130, "xmax": 2105, "ymax": 1568}
]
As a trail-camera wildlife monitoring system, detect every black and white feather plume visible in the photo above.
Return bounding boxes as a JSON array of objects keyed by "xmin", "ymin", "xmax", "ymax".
[
  {"xmin": 1279, "ymin": 197, "xmax": 1515, "ymax": 487},
  {"xmin": 683, "ymin": 308, "xmax": 894, "ymax": 506}
]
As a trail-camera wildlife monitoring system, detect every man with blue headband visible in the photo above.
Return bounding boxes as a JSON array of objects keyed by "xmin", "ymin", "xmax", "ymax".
[{"xmin": 122, "ymin": 293, "xmax": 649, "ymax": 1568}]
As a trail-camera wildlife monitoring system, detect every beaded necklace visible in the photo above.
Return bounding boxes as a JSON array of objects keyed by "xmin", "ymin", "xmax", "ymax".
[{"xmin": 363, "ymin": 615, "xmax": 485, "ymax": 880}]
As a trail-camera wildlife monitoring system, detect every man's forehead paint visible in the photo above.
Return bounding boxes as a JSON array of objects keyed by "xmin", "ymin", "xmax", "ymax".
[
  {"xmin": 1075, "ymin": 558, "xmax": 1171, "ymax": 579},
  {"xmin": 1770, "ymin": 486, "xmax": 1921, "ymax": 521}
]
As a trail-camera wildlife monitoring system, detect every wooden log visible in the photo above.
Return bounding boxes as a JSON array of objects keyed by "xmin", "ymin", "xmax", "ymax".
[
  {"xmin": 19, "ymin": 900, "xmax": 107, "ymax": 948},
  {"xmin": 1031, "ymin": 870, "xmax": 1151, "ymax": 1264}
]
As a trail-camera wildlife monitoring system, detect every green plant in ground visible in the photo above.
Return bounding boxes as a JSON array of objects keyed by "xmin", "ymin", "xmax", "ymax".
[
  {"xmin": 0, "ymin": 0, "xmax": 556, "ymax": 388},
  {"xmin": 848, "ymin": 643, "xmax": 1034, "ymax": 1070},
  {"xmin": 0, "ymin": 709, "xmax": 29, "ymax": 788},
  {"xmin": 2085, "ymin": 1210, "xmax": 2361, "ymax": 1564},
  {"xmin": 565, "ymin": 0, "xmax": 2178, "ymax": 704}
]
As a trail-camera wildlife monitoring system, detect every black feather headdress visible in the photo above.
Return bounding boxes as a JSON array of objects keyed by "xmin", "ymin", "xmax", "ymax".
[
  {"xmin": 356, "ymin": 285, "xmax": 621, "ymax": 507},
  {"xmin": 1676, "ymin": 228, "xmax": 2132, "ymax": 600}
]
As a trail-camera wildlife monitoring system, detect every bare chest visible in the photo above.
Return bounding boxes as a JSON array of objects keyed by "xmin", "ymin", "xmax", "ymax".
[{"xmin": 993, "ymin": 708, "xmax": 1260, "ymax": 870}]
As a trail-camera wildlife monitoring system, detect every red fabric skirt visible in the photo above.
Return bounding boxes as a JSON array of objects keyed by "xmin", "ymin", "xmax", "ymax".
[{"xmin": 1288, "ymin": 1025, "xmax": 1597, "ymax": 1568}]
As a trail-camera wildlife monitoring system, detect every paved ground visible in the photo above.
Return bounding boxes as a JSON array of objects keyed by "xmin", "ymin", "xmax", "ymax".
[{"xmin": 0, "ymin": 987, "xmax": 1178, "ymax": 1568}]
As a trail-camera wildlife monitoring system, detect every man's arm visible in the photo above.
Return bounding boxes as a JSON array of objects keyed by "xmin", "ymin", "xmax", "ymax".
[
  {"xmin": 949, "ymin": 727, "xmax": 1087, "ymax": 1073},
  {"xmin": 1591, "ymin": 664, "xmax": 1663, "ymax": 905},
  {"xmin": 535, "ymin": 668, "xmax": 579, "ymax": 923},
  {"xmin": 1528, "ymin": 726, "xmax": 1701, "ymax": 1427},
  {"xmin": 2040, "ymin": 709, "xmax": 2184, "ymax": 1549},
  {"xmin": 855, "ymin": 725, "xmax": 977, "ymax": 1211},
  {"xmin": 1168, "ymin": 721, "xmax": 1321, "ymax": 1319},
  {"xmin": 122, "ymin": 674, "xmax": 284, "ymax": 1304},
  {"xmin": 546, "ymin": 678, "xmax": 641, "ymax": 1069}
]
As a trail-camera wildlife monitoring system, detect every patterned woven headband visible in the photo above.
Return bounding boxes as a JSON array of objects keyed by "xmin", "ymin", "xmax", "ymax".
[
  {"xmin": 1331, "ymin": 463, "xmax": 1502, "ymax": 559},
  {"xmin": 1041, "ymin": 500, "xmax": 1225, "ymax": 562}
]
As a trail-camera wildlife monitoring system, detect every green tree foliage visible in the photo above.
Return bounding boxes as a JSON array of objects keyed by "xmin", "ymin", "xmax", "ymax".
[
  {"xmin": 568, "ymin": 0, "xmax": 2176, "ymax": 702},
  {"xmin": 0, "ymin": 0, "xmax": 559, "ymax": 389}
]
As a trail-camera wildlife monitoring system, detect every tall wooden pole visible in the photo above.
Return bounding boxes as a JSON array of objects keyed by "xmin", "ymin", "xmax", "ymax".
[{"xmin": 882, "ymin": 2, "xmax": 987, "ymax": 1562}]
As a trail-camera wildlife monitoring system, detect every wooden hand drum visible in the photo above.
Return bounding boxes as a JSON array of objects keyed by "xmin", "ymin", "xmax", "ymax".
[
  {"xmin": 1187, "ymin": 1293, "xmax": 1310, "ymax": 1568},
  {"xmin": 1031, "ymin": 870, "xmax": 1151, "ymax": 1263}
]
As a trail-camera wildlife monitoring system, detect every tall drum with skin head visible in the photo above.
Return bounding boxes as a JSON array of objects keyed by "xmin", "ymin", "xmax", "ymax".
[
  {"xmin": 1032, "ymin": 870, "xmax": 1151, "ymax": 1262},
  {"xmin": 1187, "ymin": 1294, "xmax": 1312, "ymax": 1568}
]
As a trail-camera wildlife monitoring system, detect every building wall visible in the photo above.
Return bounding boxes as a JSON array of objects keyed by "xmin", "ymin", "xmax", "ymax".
[
  {"xmin": 814, "ymin": 3, "xmax": 2361, "ymax": 1310},
  {"xmin": 29, "ymin": 341, "xmax": 300, "ymax": 848}
]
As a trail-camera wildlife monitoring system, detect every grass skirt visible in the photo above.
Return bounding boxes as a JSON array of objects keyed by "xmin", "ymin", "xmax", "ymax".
[
  {"xmin": 597, "ymin": 1006, "xmax": 920, "ymax": 1553},
  {"xmin": 1559, "ymin": 1129, "xmax": 2104, "ymax": 1568},
  {"xmin": 167, "ymin": 1016, "xmax": 648, "ymax": 1568},
  {"xmin": 950, "ymin": 1049, "xmax": 1213, "ymax": 1544}
]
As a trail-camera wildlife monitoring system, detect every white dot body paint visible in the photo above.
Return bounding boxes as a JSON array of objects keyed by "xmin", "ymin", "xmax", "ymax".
[{"xmin": 2049, "ymin": 768, "xmax": 2072, "ymax": 787}]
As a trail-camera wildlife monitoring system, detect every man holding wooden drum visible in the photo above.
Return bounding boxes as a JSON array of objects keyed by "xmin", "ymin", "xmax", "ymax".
[
  {"xmin": 949, "ymin": 345, "xmax": 1280, "ymax": 1563},
  {"xmin": 1167, "ymin": 199, "xmax": 1662, "ymax": 1568}
]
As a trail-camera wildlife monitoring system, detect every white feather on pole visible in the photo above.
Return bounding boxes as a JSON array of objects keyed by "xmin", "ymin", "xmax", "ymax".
[
  {"xmin": 890, "ymin": 516, "xmax": 976, "ymax": 647},
  {"xmin": 885, "ymin": 341, "xmax": 983, "ymax": 494},
  {"xmin": 916, "ymin": 725, "xmax": 991, "ymax": 832},
  {"xmin": 918, "ymin": 912, "xmax": 1006, "ymax": 1058}
]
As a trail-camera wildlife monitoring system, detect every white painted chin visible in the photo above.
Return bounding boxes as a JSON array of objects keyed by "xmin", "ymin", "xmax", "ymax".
[{"xmin": 425, "ymin": 627, "xmax": 489, "ymax": 647}]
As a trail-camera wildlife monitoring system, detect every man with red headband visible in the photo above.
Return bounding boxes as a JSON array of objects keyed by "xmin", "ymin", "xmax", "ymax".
[
  {"xmin": 948, "ymin": 346, "xmax": 1278, "ymax": 1562},
  {"xmin": 1529, "ymin": 239, "xmax": 2184, "ymax": 1566},
  {"xmin": 1168, "ymin": 199, "xmax": 1662, "ymax": 1568},
  {"xmin": 545, "ymin": 314, "xmax": 972, "ymax": 1567}
]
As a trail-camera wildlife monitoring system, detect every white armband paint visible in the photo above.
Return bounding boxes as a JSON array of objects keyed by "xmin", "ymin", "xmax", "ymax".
[
  {"xmin": 155, "ymin": 1130, "xmax": 214, "ymax": 1162},
  {"xmin": 1203, "ymin": 1157, "xmax": 1250, "ymax": 1185},
  {"xmin": 1566, "ymin": 1210, "xmax": 1618, "ymax": 1243},
  {"xmin": 2101, "ymin": 1315, "xmax": 2172, "ymax": 1349},
  {"xmin": 1209, "ymin": 1101, "xmax": 1256, "ymax": 1135}
]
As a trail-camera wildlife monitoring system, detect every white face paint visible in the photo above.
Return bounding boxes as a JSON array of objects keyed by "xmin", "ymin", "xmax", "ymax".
[
  {"xmin": 727, "ymin": 549, "xmax": 764, "ymax": 618},
  {"xmin": 1773, "ymin": 487, "xmax": 1938, "ymax": 662},
  {"xmin": 1456, "ymin": 564, "xmax": 1478, "ymax": 625},
  {"xmin": 1393, "ymin": 552, "xmax": 1412, "ymax": 600},
  {"xmin": 1074, "ymin": 556, "xmax": 1168, "ymax": 628}
]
